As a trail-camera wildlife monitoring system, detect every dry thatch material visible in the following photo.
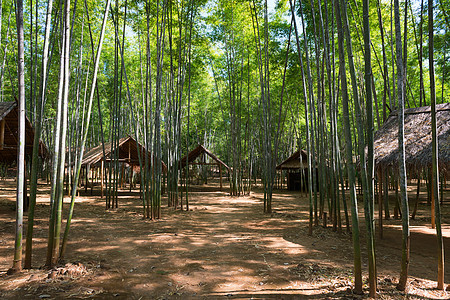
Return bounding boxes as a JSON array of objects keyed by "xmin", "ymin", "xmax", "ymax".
[
  {"xmin": 276, "ymin": 150, "xmax": 308, "ymax": 170},
  {"xmin": 374, "ymin": 103, "xmax": 450, "ymax": 176}
]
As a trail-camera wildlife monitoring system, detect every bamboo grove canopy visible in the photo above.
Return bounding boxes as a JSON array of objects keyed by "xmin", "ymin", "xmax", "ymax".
[
  {"xmin": 180, "ymin": 144, "xmax": 230, "ymax": 171},
  {"xmin": 81, "ymin": 136, "xmax": 167, "ymax": 172},
  {"xmin": 276, "ymin": 149, "xmax": 308, "ymax": 170},
  {"xmin": 0, "ymin": 101, "xmax": 48, "ymax": 162},
  {"xmin": 374, "ymin": 103, "xmax": 450, "ymax": 176}
]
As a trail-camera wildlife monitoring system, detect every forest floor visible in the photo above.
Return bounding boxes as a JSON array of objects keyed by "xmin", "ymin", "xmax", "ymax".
[{"xmin": 0, "ymin": 178, "xmax": 449, "ymax": 299}]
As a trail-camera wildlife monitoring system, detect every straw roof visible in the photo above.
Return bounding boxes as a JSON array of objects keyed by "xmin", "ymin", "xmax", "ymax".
[
  {"xmin": 180, "ymin": 144, "xmax": 230, "ymax": 171},
  {"xmin": 82, "ymin": 136, "xmax": 167, "ymax": 172},
  {"xmin": 374, "ymin": 103, "xmax": 450, "ymax": 175},
  {"xmin": 276, "ymin": 149, "xmax": 308, "ymax": 170},
  {"xmin": 0, "ymin": 101, "xmax": 48, "ymax": 162}
]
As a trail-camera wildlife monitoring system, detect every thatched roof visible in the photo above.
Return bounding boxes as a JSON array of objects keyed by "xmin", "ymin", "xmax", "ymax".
[
  {"xmin": 276, "ymin": 149, "xmax": 308, "ymax": 170},
  {"xmin": 180, "ymin": 144, "xmax": 230, "ymax": 171},
  {"xmin": 82, "ymin": 136, "xmax": 167, "ymax": 172},
  {"xmin": 374, "ymin": 103, "xmax": 450, "ymax": 175},
  {"xmin": 0, "ymin": 101, "xmax": 48, "ymax": 162}
]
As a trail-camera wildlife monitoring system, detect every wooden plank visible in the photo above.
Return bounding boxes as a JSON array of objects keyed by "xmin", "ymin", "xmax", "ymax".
[
  {"xmin": 0, "ymin": 119, "xmax": 5, "ymax": 150},
  {"xmin": 188, "ymin": 162, "xmax": 218, "ymax": 166}
]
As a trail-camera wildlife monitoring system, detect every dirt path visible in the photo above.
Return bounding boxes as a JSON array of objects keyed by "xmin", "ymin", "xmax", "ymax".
[{"xmin": 0, "ymin": 179, "xmax": 449, "ymax": 299}]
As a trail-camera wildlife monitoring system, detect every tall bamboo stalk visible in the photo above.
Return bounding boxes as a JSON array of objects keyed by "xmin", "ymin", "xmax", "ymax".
[
  {"xmin": 45, "ymin": 0, "xmax": 65, "ymax": 267},
  {"xmin": 363, "ymin": 0, "xmax": 377, "ymax": 295},
  {"xmin": 59, "ymin": 0, "xmax": 111, "ymax": 259},
  {"xmin": 9, "ymin": 0, "xmax": 26, "ymax": 274},
  {"xmin": 24, "ymin": 0, "xmax": 54, "ymax": 269},
  {"xmin": 51, "ymin": 0, "xmax": 71, "ymax": 266},
  {"xmin": 428, "ymin": 0, "xmax": 444, "ymax": 290},
  {"xmin": 335, "ymin": 0, "xmax": 363, "ymax": 293},
  {"xmin": 289, "ymin": 0, "xmax": 314, "ymax": 236},
  {"xmin": 395, "ymin": 0, "xmax": 410, "ymax": 290}
]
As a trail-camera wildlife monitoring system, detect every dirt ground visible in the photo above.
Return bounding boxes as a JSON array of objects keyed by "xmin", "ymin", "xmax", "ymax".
[{"xmin": 0, "ymin": 178, "xmax": 449, "ymax": 299}]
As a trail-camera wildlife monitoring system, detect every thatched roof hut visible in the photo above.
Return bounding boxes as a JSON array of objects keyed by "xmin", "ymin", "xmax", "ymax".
[
  {"xmin": 276, "ymin": 149, "xmax": 316, "ymax": 191},
  {"xmin": 374, "ymin": 103, "xmax": 450, "ymax": 176},
  {"xmin": 81, "ymin": 136, "xmax": 167, "ymax": 172},
  {"xmin": 180, "ymin": 144, "xmax": 229, "ymax": 188},
  {"xmin": 0, "ymin": 101, "xmax": 48, "ymax": 162},
  {"xmin": 276, "ymin": 149, "xmax": 308, "ymax": 170},
  {"xmin": 180, "ymin": 144, "xmax": 230, "ymax": 171}
]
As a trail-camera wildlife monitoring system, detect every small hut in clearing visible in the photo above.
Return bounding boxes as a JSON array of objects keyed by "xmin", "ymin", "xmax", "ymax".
[
  {"xmin": 276, "ymin": 150, "xmax": 312, "ymax": 191},
  {"xmin": 373, "ymin": 103, "xmax": 449, "ymax": 225},
  {"xmin": 374, "ymin": 103, "xmax": 450, "ymax": 176},
  {"xmin": 180, "ymin": 144, "xmax": 230, "ymax": 189},
  {"xmin": 0, "ymin": 101, "xmax": 48, "ymax": 163},
  {"xmin": 81, "ymin": 136, "xmax": 166, "ymax": 196}
]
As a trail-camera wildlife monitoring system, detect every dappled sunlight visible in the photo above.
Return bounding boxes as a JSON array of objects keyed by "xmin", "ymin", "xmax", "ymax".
[{"xmin": 0, "ymin": 178, "xmax": 449, "ymax": 299}]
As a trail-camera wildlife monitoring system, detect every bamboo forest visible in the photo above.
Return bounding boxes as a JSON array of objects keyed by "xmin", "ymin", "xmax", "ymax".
[{"xmin": 0, "ymin": 0, "xmax": 449, "ymax": 298}]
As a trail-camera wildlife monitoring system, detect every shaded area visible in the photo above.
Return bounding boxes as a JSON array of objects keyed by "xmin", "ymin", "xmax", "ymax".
[
  {"xmin": 374, "ymin": 103, "xmax": 450, "ymax": 176},
  {"xmin": 0, "ymin": 179, "xmax": 448, "ymax": 299},
  {"xmin": 0, "ymin": 101, "xmax": 48, "ymax": 162}
]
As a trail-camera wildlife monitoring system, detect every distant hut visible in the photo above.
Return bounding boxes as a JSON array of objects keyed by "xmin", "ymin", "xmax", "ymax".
[
  {"xmin": 81, "ymin": 136, "xmax": 166, "ymax": 196},
  {"xmin": 0, "ymin": 101, "xmax": 49, "ymax": 210},
  {"xmin": 180, "ymin": 144, "xmax": 230, "ymax": 189},
  {"xmin": 0, "ymin": 101, "xmax": 48, "ymax": 163},
  {"xmin": 276, "ymin": 150, "xmax": 313, "ymax": 191},
  {"xmin": 374, "ymin": 103, "xmax": 449, "ymax": 176},
  {"xmin": 374, "ymin": 103, "xmax": 449, "ymax": 223}
]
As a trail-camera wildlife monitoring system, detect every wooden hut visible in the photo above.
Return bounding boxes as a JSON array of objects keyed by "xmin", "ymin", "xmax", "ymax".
[
  {"xmin": 0, "ymin": 101, "xmax": 49, "ymax": 210},
  {"xmin": 81, "ymin": 136, "xmax": 166, "ymax": 196},
  {"xmin": 374, "ymin": 103, "xmax": 449, "ymax": 176},
  {"xmin": 180, "ymin": 144, "xmax": 230, "ymax": 189},
  {"xmin": 0, "ymin": 101, "xmax": 48, "ymax": 162},
  {"xmin": 276, "ymin": 150, "xmax": 311, "ymax": 191},
  {"xmin": 374, "ymin": 103, "xmax": 449, "ymax": 228}
]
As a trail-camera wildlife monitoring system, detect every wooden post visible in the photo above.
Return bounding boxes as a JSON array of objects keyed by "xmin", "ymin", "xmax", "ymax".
[
  {"xmin": 219, "ymin": 164, "xmax": 222, "ymax": 189},
  {"xmin": 24, "ymin": 159, "xmax": 28, "ymax": 211},
  {"xmin": 440, "ymin": 176, "xmax": 444, "ymax": 205},
  {"xmin": 0, "ymin": 119, "xmax": 5, "ymax": 150},
  {"xmin": 431, "ymin": 167, "xmax": 436, "ymax": 229},
  {"xmin": 378, "ymin": 168, "xmax": 383, "ymax": 238},
  {"xmin": 129, "ymin": 164, "xmax": 133, "ymax": 192},
  {"xmin": 85, "ymin": 164, "xmax": 90, "ymax": 192},
  {"xmin": 101, "ymin": 160, "xmax": 104, "ymax": 198},
  {"xmin": 120, "ymin": 163, "xmax": 125, "ymax": 189},
  {"xmin": 412, "ymin": 173, "xmax": 421, "ymax": 219},
  {"xmin": 91, "ymin": 167, "xmax": 94, "ymax": 195}
]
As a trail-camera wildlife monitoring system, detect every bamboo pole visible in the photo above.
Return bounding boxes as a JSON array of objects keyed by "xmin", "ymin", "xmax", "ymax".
[
  {"xmin": 395, "ymin": 0, "xmax": 411, "ymax": 289},
  {"xmin": 9, "ymin": 0, "xmax": 26, "ymax": 274},
  {"xmin": 59, "ymin": 0, "xmax": 111, "ymax": 259},
  {"xmin": 428, "ymin": 1, "xmax": 444, "ymax": 287}
]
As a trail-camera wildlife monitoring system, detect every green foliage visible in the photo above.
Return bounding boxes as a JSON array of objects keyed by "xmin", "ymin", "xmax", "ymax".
[{"xmin": 0, "ymin": 0, "xmax": 446, "ymax": 169}]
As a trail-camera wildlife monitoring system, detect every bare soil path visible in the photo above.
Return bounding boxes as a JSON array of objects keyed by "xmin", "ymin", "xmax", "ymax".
[{"xmin": 0, "ymin": 179, "xmax": 449, "ymax": 299}]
